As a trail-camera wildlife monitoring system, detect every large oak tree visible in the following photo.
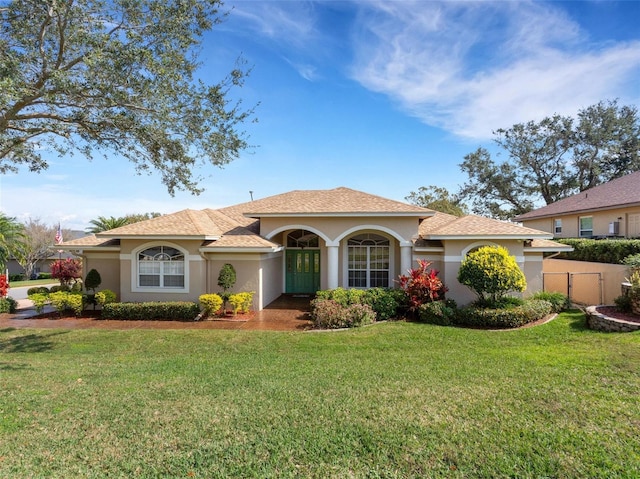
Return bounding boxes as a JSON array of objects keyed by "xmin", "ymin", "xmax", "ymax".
[
  {"xmin": 458, "ymin": 100, "xmax": 640, "ymax": 219},
  {"xmin": 0, "ymin": 0, "xmax": 254, "ymax": 195}
]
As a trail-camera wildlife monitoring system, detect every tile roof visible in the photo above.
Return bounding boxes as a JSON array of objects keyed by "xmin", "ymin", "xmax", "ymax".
[
  {"xmin": 527, "ymin": 239, "xmax": 573, "ymax": 251},
  {"xmin": 60, "ymin": 235, "xmax": 120, "ymax": 248},
  {"xmin": 238, "ymin": 187, "xmax": 434, "ymax": 216},
  {"xmin": 59, "ymin": 187, "xmax": 558, "ymax": 251},
  {"xmin": 421, "ymin": 215, "xmax": 552, "ymax": 239},
  {"xmin": 99, "ymin": 209, "xmax": 224, "ymax": 238},
  {"xmin": 515, "ymin": 171, "xmax": 640, "ymax": 221}
]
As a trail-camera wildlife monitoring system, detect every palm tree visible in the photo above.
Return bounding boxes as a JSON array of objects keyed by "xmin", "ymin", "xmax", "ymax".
[
  {"xmin": 0, "ymin": 213, "xmax": 26, "ymax": 270},
  {"xmin": 85, "ymin": 216, "xmax": 130, "ymax": 234}
]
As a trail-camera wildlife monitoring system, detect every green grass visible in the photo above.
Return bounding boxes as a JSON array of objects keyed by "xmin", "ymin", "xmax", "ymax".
[
  {"xmin": 1, "ymin": 311, "xmax": 639, "ymax": 478},
  {"xmin": 8, "ymin": 278, "xmax": 58, "ymax": 288}
]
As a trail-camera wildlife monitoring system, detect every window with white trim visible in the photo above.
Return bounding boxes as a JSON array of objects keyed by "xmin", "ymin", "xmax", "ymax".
[
  {"xmin": 138, "ymin": 246, "xmax": 185, "ymax": 288},
  {"xmin": 579, "ymin": 216, "xmax": 593, "ymax": 238},
  {"xmin": 347, "ymin": 234, "xmax": 390, "ymax": 288},
  {"xmin": 554, "ymin": 219, "xmax": 562, "ymax": 235}
]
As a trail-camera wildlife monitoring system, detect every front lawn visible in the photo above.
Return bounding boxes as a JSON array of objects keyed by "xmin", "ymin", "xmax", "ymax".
[{"xmin": 1, "ymin": 312, "xmax": 639, "ymax": 477}]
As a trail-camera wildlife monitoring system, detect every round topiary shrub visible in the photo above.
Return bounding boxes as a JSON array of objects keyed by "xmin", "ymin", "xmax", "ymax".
[{"xmin": 457, "ymin": 245, "xmax": 526, "ymax": 307}]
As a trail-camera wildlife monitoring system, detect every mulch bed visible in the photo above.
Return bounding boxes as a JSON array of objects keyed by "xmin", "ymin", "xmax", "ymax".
[{"xmin": 594, "ymin": 306, "xmax": 640, "ymax": 324}]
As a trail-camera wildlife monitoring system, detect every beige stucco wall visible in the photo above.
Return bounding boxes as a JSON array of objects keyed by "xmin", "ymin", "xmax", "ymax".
[
  {"xmin": 80, "ymin": 253, "xmax": 121, "ymax": 300},
  {"xmin": 543, "ymin": 258, "xmax": 629, "ymax": 305},
  {"xmin": 206, "ymin": 252, "xmax": 283, "ymax": 310},
  {"xmin": 522, "ymin": 206, "xmax": 640, "ymax": 238},
  {"xmin": 414, "ymin": 239, "xmax": 544, "ymax": 306}
]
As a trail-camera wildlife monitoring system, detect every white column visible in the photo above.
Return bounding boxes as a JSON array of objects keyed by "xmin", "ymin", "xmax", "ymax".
[
  {"xmin": 400, "ymin": 243, "xmax": 413, "ymax": 275},
  {"xmin": 327, "ymin": 243, "xmax": 339, "ymax": 289}
]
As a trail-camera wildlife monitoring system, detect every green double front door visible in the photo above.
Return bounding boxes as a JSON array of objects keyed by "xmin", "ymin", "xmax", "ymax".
[{"xmin": 286, "ymin": 249, "xmax": 320, "ymax": 294}]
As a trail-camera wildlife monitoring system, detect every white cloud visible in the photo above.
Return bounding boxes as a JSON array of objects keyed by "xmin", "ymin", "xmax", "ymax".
[{"xmin": 349, "ymin": 1, "xmax": 640, "ymax": 139}]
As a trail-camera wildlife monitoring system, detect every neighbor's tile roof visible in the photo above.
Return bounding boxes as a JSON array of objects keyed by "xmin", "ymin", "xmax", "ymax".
[
  {"xmin": 421, "ymin": 215, "xmax": 552, "ymax": 238},
  {"xmin": 515, "ymin": 171, "xmax": 640, "ymax": 221},
  {"xmin": 237, "ymin": 187, "xmax": 434, "ymax": 216}
]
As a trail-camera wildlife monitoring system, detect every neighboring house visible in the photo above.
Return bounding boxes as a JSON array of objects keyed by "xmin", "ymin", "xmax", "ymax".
[
  {"xmin": 59, "ymin": 187, "xmax": 570, "ymax": 309},
  {"xmin": 515, "ymin": 171, "xmax": 640, "ymax": 239}
]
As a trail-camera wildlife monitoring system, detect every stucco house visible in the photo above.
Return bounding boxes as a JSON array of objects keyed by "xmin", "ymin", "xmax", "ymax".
[
  {"xmin": 59, "ymin": 187, "xmax": 570, "ymax": 310},
  {"xmin": 515, "ymin": 171, "xmax": 640, "ymax": 239}
]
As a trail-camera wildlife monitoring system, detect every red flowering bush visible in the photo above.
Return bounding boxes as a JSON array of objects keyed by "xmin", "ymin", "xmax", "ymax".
[
  {"xmin": 51, "ymin": 258, "xmax": 82, "ymax": 286},
  {"xmin": 397, "ymin": 259, "xmax": 447, "ymax": 312},
  {"xmin": 0, "ymin": 274, "xmax": 8, "ymax": 298}
]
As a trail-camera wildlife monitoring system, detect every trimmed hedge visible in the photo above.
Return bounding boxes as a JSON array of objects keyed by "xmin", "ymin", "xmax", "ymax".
[
  {"xmin": 315, "ymin": 287, "xmax": 403, "ymax": 321},
  {"xmin": 0, "ymin": 297, "xmax": 17, "ymax": 314},
  {"xmin": 456, "ymin": 299, "xmax": 553, "ymax": 329},
  {"xmin": 418, "ymin": 298, "xmax": 557, "ymax": 329},
  {"xmin": 556, "ymin": 238, "xmax": 640, "ymax": 264},
  {"xmin": 310, "ymin": 299, "xmax": 376, "ymax": 329},
  {"xmin": 101, "ymin": 301, "xmax": 200, "ymax": 321},
  {"xmin": 27, "ymin": 286, "xmax": 50, "ymax": 296},
  {"xmin": 530, "ymin": 291, "xmax": 570, "ymax": 313}
]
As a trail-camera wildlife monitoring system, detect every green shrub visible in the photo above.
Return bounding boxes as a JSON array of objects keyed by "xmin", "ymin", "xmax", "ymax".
[
  {"xmin": 199, "ymin": 293, "xmax": 223, "ymax": 317},
  {"xmin": 38, "ymin": 273, "xmax": 52, "ymax": 279},
  {"xmin": 457, "ymin": 299, "xmax": 552, "ymax": 329},
  {"xmin": 614, "ymin": 294, "xmax": 633, "ymax": 313},
  {"xmin": 95, "ymin": 290, "xmax": 117, "ymax": 306},
  {"xmin": 458, "ymin": 246, "xmax": 526, "ymax": 305},
  {"xmin": 85, "ymin": 269, "xmax": 102, "ymax": 292},
  {"xmin": 362, "ymin": 288, "xmax": 401, "ymax": 321},
  {"xmin": 530, "ymin": 291, "xmax": 570, "ymax": 313},
  {"xmin": 49, "ymin": 284, "xmax": 70, "ymax": 293},
  {"xmin": 28, "ymin": 293, "xmax": 50, "ymax": 314},
  {"xmin": 27, "ymin": 286, "xmax": 50, "ymax": 296},
  {"xmin": 315, "ymin": 287, "xmax": 402, "ymax": 321},
  {"xmin": 218, "ymin": 263, "xmax": 236, "ymax": 292},
  {"xmin": 49, "ymin": 291, "xmax": 83, "ymax": 316},
  {"xmin": 310, "ymin": 299, "xmax": 376, "ymax": 329},
  {"xmin": 316, "ymin": 287, "xmax": 365, "ymax": 307},
  {"xmin": 0, "ymin": 297, "xmax": 17, "ymax": 314},
  {"xmin": 418, "ymin": 300, "xmax": 458, "ymax": 326},
  {"xmin": 557, "ymin": 238, "xmax": 640, "ymax": 264},
  {"xmin": 9, "ymin": 274, "xmax": 25, "ymax": 282},
  {"xmin": 101, "ymin": 302, "xmax": 200, "ymax": 321}
]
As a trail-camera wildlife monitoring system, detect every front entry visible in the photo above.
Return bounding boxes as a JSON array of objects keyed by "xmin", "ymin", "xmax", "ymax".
[{"xmin": 286, "ymin": 249, "xmax": 320, "ymax": 294}]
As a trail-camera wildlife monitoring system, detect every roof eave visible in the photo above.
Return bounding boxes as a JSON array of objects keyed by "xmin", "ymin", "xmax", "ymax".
[
  {"xmin": 243, "ymin": 212, "xmax": 433, "ymax": 219},
  {"xmin": 200, "ymin": 246, "xmax": 284, "ymax": 254},
  {"xmin": 98, "ymin": 234, "xmax": 221, "ymax": 241},
  {"xmin": 517, "ymin": 201, "xmax": 640, "ymax": 221},
  {"xmin": 425, "ymin": 234, "xmax": 553, "ymax": 240}
]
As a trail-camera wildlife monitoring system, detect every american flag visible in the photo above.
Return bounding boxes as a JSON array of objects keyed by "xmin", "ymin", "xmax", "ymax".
[{"xmin": 55, "ymin": 224, "xmax": 63, "ymax": 244}]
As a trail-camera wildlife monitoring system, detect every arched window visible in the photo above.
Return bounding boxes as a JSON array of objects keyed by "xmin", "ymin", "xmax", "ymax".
[
  {"xmin": 287, "ymin": 229, "xmax": 319, "ymax": 248},
  {"xmin": 138, "ymin": 245, "xmax": 185, "ymax": 288},
  {"xmin": 347, "ymin": 233, "xmax": 390, "ymax": 288}
]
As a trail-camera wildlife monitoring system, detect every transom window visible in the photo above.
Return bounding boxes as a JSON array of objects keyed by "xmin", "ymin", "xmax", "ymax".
[
  {"xmin": 287, "ymin": 229, "xmax": 319, "ymax": 248},
  {"xmin": 348, "ymin": 234, "xmax": 390, "ymax": 288},
  {"xmin": 579, "ymin": 217, "xmax": 593, "ymax": 238},
  {"xmin": 138, "ymin": 246, "xmax": 185, "ymax": 288}
]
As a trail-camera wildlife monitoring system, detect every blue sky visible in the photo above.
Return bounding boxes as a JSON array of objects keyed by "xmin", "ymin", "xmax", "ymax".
[{"xmin": 2, "ymin": 0, "xmax": 639, "ymax": 231}]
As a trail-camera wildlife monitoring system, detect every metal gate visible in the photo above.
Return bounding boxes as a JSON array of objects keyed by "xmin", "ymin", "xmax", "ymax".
[{"xmin": 543, "ymin": 272, "xmax": 603, "ymax": 305}]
